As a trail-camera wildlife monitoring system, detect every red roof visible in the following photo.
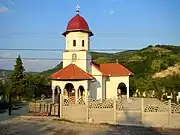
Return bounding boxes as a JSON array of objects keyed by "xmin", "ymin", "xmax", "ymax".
[
  {"xmin": 91, "ymin": 62, "xmax": 133, "ymax": 76},
  {"xmin": 51, "ymin": 64, "xmax": 94, "ymax": 80},
  {"xmin": 62, "ymin": 14, "xmax": 93, "ymax": 36}
]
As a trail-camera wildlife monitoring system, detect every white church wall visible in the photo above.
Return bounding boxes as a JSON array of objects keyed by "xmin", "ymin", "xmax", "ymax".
[
  {"xmin": 102, "ymin": 76, "xmax": 106, "ymax": 99},
  {"xmin": 90, "ymin": 64, "xmax": 104, "ymax": 100},
  {"xmin": 63, "ymin": 51, "xmax": 90, "ymax": 72},
  {"xmin": 95, "ymin": 76, "xmax": 103, "ymax": 100},
  {"xmin": 87, "ymin": 53, "xmax": 92, "ymax": 74},
  {"xmin": 89, "ymin": 81, "xmax": 97, "ymax": 99},
  {"xmin": 106, "ymin": 76, "xmax": 129, "ymax": 99},
  {"xmin": 91, "ymin": 64, "xmax": 103, "ymax": 76},
  {"xmin": 66, "ymin": 32, "xmax": 89, "ymax": 51}
]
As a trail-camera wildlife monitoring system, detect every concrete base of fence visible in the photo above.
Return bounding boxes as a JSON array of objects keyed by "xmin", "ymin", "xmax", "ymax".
[
  {"xmin": 19, "ymin": 115, "xmax": 180, "ymax": 129},
  {"xmin": 20, "ymin": 116, "xmax": 60, "ymax": 120}
]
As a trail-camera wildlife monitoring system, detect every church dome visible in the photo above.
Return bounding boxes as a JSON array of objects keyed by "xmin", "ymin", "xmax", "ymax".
[{"xmin": 62, "ymin": 14, "xmax": 93, "ymax": 36}]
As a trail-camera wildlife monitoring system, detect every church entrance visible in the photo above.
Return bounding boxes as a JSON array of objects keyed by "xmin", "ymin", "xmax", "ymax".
[
  {"xmin": 64, "ymin": 83, "xmax": 75, "ymax": 103},
  {"xmin": 54, "ymin": 86, "xmax": 61, "ymax": 103},
  {"xmin": 117, "ymin": 83, "xmax": 127, "ymax": 98},
  {"xmin": 78, "ymin": 86, "xmax": 85, "ymax": 101}
]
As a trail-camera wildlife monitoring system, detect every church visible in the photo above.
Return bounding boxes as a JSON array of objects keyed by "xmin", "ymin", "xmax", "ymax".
[{"xmin": 51, "ymin": 7, "xmax": 133, "ymax": 103}]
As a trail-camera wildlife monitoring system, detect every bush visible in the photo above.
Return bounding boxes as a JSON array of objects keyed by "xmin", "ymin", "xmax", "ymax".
[{"xmin": 0, "ymin": 101, "xmax": 8, "ymax": 110}]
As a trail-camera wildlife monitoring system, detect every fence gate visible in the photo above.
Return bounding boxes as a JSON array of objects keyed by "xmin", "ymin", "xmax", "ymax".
[{"xmin": 28, "ymin": 102, "xmax": 59, "ymax": 116}]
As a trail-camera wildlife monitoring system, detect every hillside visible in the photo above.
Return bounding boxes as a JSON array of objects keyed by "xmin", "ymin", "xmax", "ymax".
[
  {"xmin": 1, "ymin": 45, "xmax": 180, "ymax": 79},
  {"xmin": 39, "ymin": 62, "xmax": 63, "ymax": 77},
  {"xmin": 152, "ymin": 64, "xmax": 180, "ymax": 78},
  {"xmin": 1, "ymin": 45, "xmax": 180, "ymax": 100},
  {"xmin": 41, "ymin": 45, "xmax": 180, "ymax": 78}
]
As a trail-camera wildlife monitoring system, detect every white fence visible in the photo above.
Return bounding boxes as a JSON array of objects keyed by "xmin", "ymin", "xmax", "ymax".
[{"xmin": 28, "ymin": 97, "xmax": 180, "ymax": 128}]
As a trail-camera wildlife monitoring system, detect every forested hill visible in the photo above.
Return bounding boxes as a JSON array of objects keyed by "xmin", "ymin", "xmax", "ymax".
[
  {"xmin": 1, "ymin": 45, "xmax": 180, "ymax": 100},
  {"xmin": 41, "ymin": 45, "xmax": 180, "ymax": 78},
  {"xmin": 92, "ymin": 45, "xmax": 180, "ymax": 78},
  {"xmin": 1, "ymin": 45, "xmax": 180, "ymax": 79}
]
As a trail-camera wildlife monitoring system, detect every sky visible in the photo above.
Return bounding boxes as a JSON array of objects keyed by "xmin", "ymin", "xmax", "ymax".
[{"xmin": 0, "ymin": 0, "xmax": 180, "ymax": 72}]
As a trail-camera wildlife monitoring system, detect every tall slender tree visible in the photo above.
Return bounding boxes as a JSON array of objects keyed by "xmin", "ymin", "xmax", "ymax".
[{"xmin": 11, "ymin": 55, "xmax": 25, "ymax": 99}]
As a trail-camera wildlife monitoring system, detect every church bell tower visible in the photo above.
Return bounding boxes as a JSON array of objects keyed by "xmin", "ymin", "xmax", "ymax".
[{"xmin": 62, "ymin": 6, "xmax": 94, "ymax": 73}]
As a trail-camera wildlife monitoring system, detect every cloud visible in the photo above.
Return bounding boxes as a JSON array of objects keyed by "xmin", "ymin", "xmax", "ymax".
[
  {"xmin": 0, "ymin": 52, "xmax": 12, "ymax": 58},
  {"xmin": 0, "ymin": 57, "xmax": 59, "ymax": 72},
  {"xmin": 0, "ymin": 4, "xmax": 8, "ymax": 13},
  {"xmin": 23, "ymin": 60, "xmax": 58, "ymax": 72},
  {"xmin": 103, "ymin": 9, "xmax": 115, "ymax": 15},
  {"xmin": 109, "ymin": 10, "xmax": 115, "ymax": 15}
]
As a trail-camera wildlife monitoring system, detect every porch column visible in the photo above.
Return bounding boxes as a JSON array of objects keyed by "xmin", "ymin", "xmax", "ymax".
[
  {"xmin": 52, "ymin": 86, "xmax": 55, "ymax": 104},
  {"xmin": 127, "ymin": 86, "xmax": 129, "ymax": 100},
  {"xmin": 75, "ymin": 88, "xmax": 78, "ymax": 103},
  {"xmin": 85, "ymin": 89, "xmax": 88, "ymax": 104}
]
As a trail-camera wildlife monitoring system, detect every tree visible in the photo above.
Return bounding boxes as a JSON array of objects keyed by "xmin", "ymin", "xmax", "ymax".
[{"xmin": 11, "ymin": 55, "xmax": 26, "ymax": 99}]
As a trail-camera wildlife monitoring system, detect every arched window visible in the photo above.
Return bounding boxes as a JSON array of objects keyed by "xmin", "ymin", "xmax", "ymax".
[
  {"xmin": 72, "ymin": 53, "xmax": 77, "ymax": 62},
  {"xmin": 73, "ymin": 40, "xmax": 76, "ymax": 47},
  {"xmin": 82, "ymin": 40, "xmax": 85, "ymax": 47}
]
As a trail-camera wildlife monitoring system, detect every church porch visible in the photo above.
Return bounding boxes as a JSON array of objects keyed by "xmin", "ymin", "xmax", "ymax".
[
  {"xmin": 51, "ymin": 63, "xmax": 95, "ymax": 104},
  {"xmin": 51, "ymin": 80, "xmax": 89, "ymax": 104}
]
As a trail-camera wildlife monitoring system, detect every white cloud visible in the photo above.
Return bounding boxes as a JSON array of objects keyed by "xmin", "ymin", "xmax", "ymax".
[
  {"xmin": 23, "ymin": 59, "xmax": 58, "ymax": 72},
  {"xmin": 0, "ymin": 4, "xmax": 8, "ymax": 13},
  {"xmin": 0, "ymin": 52, "xmax": 12, "ymax": 58},
  {"xmin": 109, "ymin": 10, "xmax": 115, "ymax": 15},
  {"xmin": 0, "ymin": 58, "xmax": 59, "ymax": 72},
  {"xmin": 0, "ymin": 52, "xmax": 60, "ymax": 72},
  {"xmin": 103, "ymin": 9, "xmax": 115, "ymax": 15}
]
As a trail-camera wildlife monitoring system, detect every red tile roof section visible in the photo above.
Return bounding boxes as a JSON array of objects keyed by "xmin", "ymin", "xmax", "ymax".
[
  {"xmin": 99, "ymin": 63, "xmax": 133, "ymax": 76},
  {"xmin": 91, "ymin": 62, "xmax": 133, "ymax": 76},
  {"xmin": 51, "ymin": 64, "xmax": 94, "ymax": 80}
]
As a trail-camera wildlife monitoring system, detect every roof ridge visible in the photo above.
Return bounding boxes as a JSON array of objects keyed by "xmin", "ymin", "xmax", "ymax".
[
  {"xmin": 51, "ymin": 63, "xmax": 94, "ymax": 80},
  {"xmin": 73, "ymin": 64, "xmax": 94, "ymax": 78}
]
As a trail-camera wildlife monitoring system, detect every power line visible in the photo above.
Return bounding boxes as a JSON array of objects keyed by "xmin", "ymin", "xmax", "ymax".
[
  {"xmin": 0, "ymin": 48, "xmax": 132, "ymax": 52},
  {"xmin": 0, "ymin": 58, "xmax": 99, "ymax": 61},
  {"xmin": 0, "ymin": 57, "xmax": 133, "ymax": 61}
]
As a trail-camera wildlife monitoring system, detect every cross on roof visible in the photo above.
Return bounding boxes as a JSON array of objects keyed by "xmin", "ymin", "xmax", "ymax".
[{"xmin": 76, "ymin": 5, "xmax": 80, "ymax": 14}]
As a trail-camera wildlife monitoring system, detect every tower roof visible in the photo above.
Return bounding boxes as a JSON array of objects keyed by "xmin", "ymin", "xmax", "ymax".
[{"xmin": 62, "ymin": 14, "xmax": 93, "ymax": 36}]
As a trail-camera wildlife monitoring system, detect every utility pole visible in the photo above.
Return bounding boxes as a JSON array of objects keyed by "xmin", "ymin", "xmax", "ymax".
[{"xmin": 8, "ymin": 92, "xmax": 12, "ymax": 116}]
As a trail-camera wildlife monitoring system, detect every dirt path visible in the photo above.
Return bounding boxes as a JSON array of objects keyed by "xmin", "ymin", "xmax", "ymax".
[
  {"xmin": 0, "ymin": 117, "xmax": 179, "ymax": 135},
  {"xmin": 0, "ymin": 105, "xmax": 28, "ymax": 122}
]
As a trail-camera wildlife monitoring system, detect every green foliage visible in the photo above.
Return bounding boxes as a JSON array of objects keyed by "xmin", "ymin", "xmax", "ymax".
[{"xmin": 11, "ymin": 55, "xmax": 26, "ymax": 97}]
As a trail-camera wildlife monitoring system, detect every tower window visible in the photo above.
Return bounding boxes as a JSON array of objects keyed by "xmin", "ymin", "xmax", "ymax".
[
  {"xmin": 72, "ymin": 53, "xmax": 77, "ymax": 62},
  {"xmin": 73, "ymin": 40, "xmax": 76, "ymax": 47},
  {"xmin": 82, "ymin": 40, "xmax": 85, "ymax": 47}
]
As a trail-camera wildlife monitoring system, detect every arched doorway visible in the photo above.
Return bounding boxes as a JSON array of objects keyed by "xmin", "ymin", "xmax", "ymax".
[
  {"xmin": 117, "ymin": 83, "xmax": 127, "ymax": 98},
  {"xmin": 64, "ymin": 83, "xmax": 75, "ymax": 103},
  {"xmin": 54, "ymin": 86, "xmax": 61, "ymax": 103},
  {"xmin": 78, "ymin": 86, "xmax": 85, "ymax": 98}
]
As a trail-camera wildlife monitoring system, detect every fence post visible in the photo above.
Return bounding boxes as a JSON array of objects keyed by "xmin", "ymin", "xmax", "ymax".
[
  {"xmin": 141, "ymin": 98, "xmax": 144, "ymax": 124},
  {"xmin": 86, "ymin": 96, "xmax": 89, "ymax": 123},
  {"xmin": 113, "ymin": 97, "xmax": 117, "ymax": 124},
  {"xmin": 60, "ymin": 94, "xmax": 63, "ymax": 118},
  {"xmin": 168, "ymin": 99, "xmax": 172, "ymax": 127}
]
